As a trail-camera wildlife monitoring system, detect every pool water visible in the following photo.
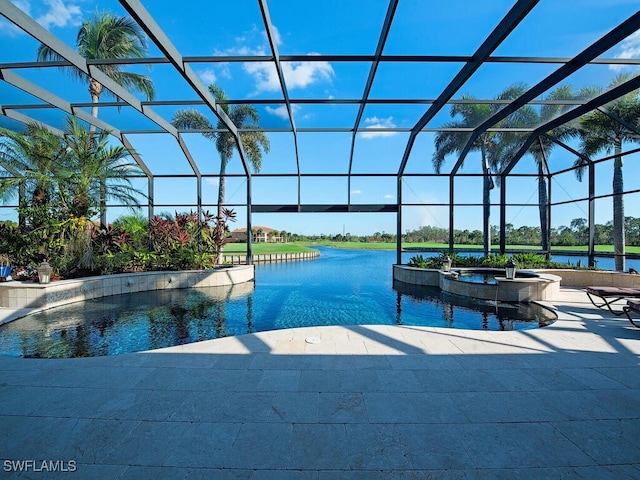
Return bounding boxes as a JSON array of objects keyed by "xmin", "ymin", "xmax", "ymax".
[
  {"xmin": 455, "ymin": 269, "xmax": 536, "ymax": 285},
  {"xmin": 0, "ymin": 247, "xmax": 555, "ymax": 358}
]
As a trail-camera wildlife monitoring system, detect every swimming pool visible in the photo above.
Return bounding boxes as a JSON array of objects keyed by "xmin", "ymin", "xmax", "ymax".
[{"xmin": 0, "ymin": 247, "xmax": 555, "ymax": 358}]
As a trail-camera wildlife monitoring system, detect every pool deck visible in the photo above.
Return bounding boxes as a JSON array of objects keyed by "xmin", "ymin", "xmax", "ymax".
[{"xmin": 0, "ymin": 287, "xmax": 639, "ymax": 479}]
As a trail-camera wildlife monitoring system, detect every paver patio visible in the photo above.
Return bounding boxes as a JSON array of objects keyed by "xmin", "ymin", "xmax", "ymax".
[{"xmin": 0, "ymin": 287, "xmax": 639, "ymax": 479}]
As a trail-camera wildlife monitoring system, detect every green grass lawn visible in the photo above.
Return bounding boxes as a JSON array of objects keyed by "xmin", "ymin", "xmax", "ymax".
[
  {"xmin": 224, "ymin": 241, "xmax": 640, "ymax": 255},
  {"xmin": 546, "ymin": 244, "xmax": 640, "ymax": 253},
  {"xmin": 223, "ymin": 242, "xmax": 316, "ymax": 255}
]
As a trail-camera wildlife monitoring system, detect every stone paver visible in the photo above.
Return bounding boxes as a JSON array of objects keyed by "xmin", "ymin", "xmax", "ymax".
[{"xmin": 0, "ymin": 287, "xmax": 638, "ymax": 478}]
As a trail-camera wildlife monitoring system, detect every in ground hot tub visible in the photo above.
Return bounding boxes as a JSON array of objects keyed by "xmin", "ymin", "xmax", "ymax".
[
  {"xmin": 454, "ymin": 268, "xmax": 539, "ymax": 285},
  {"xmin": 392, "ymin": 265, "xmax": 561, "ymax": 303},
  {"xmin": 441, "ymin": 268, "xmax": 560, "ymax": 302}
]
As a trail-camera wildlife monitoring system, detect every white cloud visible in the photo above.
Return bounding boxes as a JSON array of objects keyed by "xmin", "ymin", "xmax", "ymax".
[
  {"xmin": 384, "ymin": 194, "xmax": 393, "ymax": 199},
  {"xmin": 1, "ymin": 1, "xmax": 31, "ymax": 36},
  {"xmin": 265, "ymin": 104, "xmax": 300, "ymax": 120},
  {"xmin": 205, "ymin": 178, "xmax": 220, "ymax": 187},
  {"xmin": 198, "ymin": 68, "xmax": 217, "ymax": 85},
  {"xmin": 351, "ymin": 189, "xmax": 362, "ymax": 195},
  {"xmin": 282, "ymin": 57, "xmax": 334, "ymax": 90},
  {"xmin": 243, "ymin": 60, "xmax": 280, "ymax": 91},
  {"xmin": 611, "ymin": 31, "xmax": 640, "ymax": 71},
  {"xmin": 215, "ymin": 27, "xmax": 335, "ymax": 93},
  {"xmin": 243, "ymin": 57, "xmax": 334, "ymax": 93},
  {"xmin": 3, "ymin": 0, "xmax": 82, "ymax": 34},
  {"xmin": 36, "ymin": 0, "xmax": 82, "ymax": 29},
  {"xmin": 12, "ymin": 0, "xmax": 31, "ymax": 14},
  {"xmin": 359, "ymin": 116, "xmax": 398, "ymax": 139}
]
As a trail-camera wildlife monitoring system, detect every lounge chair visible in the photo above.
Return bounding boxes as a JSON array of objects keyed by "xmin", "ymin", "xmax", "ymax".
[
  {"xmin": 623, "ymin": 300, "xmax": 640, "ymax": 328},
  {"xmin": 585, "ymin": 286, "xmax": 640, "ymax": 316}
]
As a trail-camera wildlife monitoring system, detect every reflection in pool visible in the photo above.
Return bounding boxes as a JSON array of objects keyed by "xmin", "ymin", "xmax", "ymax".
[{"xmin": 0, "ymin": 247, "xmax": 556, "ymax": 358}]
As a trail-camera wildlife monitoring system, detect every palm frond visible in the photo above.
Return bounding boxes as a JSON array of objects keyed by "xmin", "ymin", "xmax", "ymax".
[
  {"xmin": 38, "ymin": 11, "xmax": 154, "ymax": 103},
  {"xmin": 109, "ymin": 71, "xmax": 155, "ymax": 101},
  {"xmin": 432, "ymin": 126, "xmax": 469, "ymax": 173},
  {"xmin": 171, "ymin": 110, "xmax": 216, "ymax": 140},
  {"xmin": 208, "ymin": 84, "xmax": 230, "ymax": 116}
]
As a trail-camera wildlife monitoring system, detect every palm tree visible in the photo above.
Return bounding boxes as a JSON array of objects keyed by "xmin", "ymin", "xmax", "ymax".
[
  {"xmin": 172, "ymin": 84, "xmax": 270, "ymax": 254},
  {"xmin": 433, "ymin": 98, "xmax": 496, "ymax": 256},
  {"xmin": 37, "ymin": 11, "xmax": 154, "ymax": 226},
  {"xmin": 495, "ymin": 85, "xmax": 583, "ymax": 253},
  {"xmin": 573, "ymin": 73, "xmax": 640, "ymax": 271},
  {"xmin": 0, "ymin": 122, "xmax": 66, "ymax": 208},
  {"xmin": 59, "ymin": 117, "xmax": 143, "ymax": 219},
  {"xmin": 36, "ymin": 11, "xmax": 155, "ymax": 129},
  {"xmin": 433, "ymin": 86, "xmax": 526, "ymax": 256},
  {"xmin": 0, "ymin": 118, "xmax": 142, "ymax": 268}
]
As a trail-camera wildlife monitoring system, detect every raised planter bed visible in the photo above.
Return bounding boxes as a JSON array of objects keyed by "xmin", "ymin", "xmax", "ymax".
[{"xmin": 0, "ymin": 265, "xmax": 254, "ymax": 311}]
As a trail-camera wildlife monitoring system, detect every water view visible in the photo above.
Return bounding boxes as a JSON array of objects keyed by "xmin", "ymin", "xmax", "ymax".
[{"xmin": 0, "ymin": 247, "xmax": 556, "ymax": 358}]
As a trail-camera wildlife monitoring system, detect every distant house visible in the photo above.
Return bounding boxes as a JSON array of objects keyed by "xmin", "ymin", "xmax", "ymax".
[{"xmin": 230, "ymin": 226, "xmax": 283, "ymax": 243}]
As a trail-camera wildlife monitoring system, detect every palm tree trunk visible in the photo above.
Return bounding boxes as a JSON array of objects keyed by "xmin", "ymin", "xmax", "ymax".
[
  {"xmin": 216, "ymin": 160, "xmax": 227, "ymax": 263},
  {"xmin": 99, "ymin": 180, "xmax": 107, "ymax": 225},
  {"xmin": 481, "ymin": 147, "xmax": 491, "ymax": 256},
  {"xmin": 88, "ymin": 79, "xmax": 102, "ymax": 133},
  {"xmin": 537, "ymin": 162, "xmax": 549, "ymax": 253},
  {"xmin": 613, "ymin": 140, "xmax": 625, "ymax": 271},
  {"xmin": 89, "ymin": 78, "xmax": 107, "ymax": 225},
  {"xmin": 18, "ymin": 182, "xmax": 26, "ymax": 227}
]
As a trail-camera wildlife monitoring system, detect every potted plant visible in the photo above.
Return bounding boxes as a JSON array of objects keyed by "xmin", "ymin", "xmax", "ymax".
[{"xmin": 0, "ymin": 254, "xmax": 11, "ymax": 281}]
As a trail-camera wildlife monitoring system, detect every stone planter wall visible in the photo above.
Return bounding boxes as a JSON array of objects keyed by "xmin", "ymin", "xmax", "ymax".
[
  {"xmin": 391, "ymin": 266, "xmax": 440, "ymax": 286},
  {"xmin": 535, "ymin": 269, "xmax": 640, "ymax": 288},
  {"xmin": 0, "ymin": 265, "xmax": 254, "ymax": 311}
]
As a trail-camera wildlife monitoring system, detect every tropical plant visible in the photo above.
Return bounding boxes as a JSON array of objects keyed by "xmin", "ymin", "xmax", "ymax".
[
  {"xmin": 112, "ymin": 212, "xmax": 148, "ymax": 249},
  {"xmin": 433, "ymin": 86, "xmax": 528, "ymax": 256},
  {"xmin": 211, "ymin": 208, "xmax": 237, "ymax": 264},
  {"xmin": 171, "ymin": 84, "xmax": 269, "ymax": 257},
  {"xmin": 405, "ymin": 250, "xmax": 572, "ymax": 270},
  {"xmin": 36, "ymin": 11, "xmax": 155, "ymax": 127},
  {"xmin": 59, "ymin": 117, "xmax": 144, "ymax": 219},
  {"xmin": 147, "ymin": 208, "xmax": 236, "ymax": 269},
  {"xmin": 407, "ymin": 254, "xmax": 431, "ymax": 268},
  {"xmin": 37, "ymin": 11, "xmax": 154, "ymax": 226},
  {"xmin": 0, "ymin": 122, "xmax": 77, "ymax": 271},
  {"xmin": 572, "ymin": 73, "xmax": 640, "ymax": 271},
  {"xmin": 0, "ymin": 117, "xmax": 145, "ymax": 278},
  {"xmin": 0, "ymin": 122, "xmax": 67, "ymax": 209}
]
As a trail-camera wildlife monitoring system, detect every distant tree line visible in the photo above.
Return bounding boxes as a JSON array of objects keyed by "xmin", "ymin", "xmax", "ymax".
[
  {"xmin": 269, "ymin": 217, "xmax": 640, "ymax": 246},
  {"xmin": 401, "ymin": 216, "xmax": 640, "ymax": 247},
  {"xmin": 279, "ymin": 231, "xmax": 397, "ymax": 243}
]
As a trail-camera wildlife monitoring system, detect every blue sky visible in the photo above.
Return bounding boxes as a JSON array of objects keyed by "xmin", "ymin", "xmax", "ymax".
[{"xmin": 1, "ymin": 0, "xmax": 640, "ymax": 236}]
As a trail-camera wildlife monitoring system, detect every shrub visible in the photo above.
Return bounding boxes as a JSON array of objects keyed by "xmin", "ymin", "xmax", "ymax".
[
  {"xmin": 1, "ymin": 207, "xmax": 238, "ymax": 280},
  {"xmin": 407, "ymin": 254, "xmax": 431, "ymax": 268},
  {"xmin": 406, "ymin": 251, "xmax": 574, "ymax": 270}
]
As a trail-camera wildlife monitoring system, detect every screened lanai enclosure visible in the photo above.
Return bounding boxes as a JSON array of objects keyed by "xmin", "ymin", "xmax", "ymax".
[{"xmin": 1, "ymin": 0, "xmax": 640, "ymax": 270}]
